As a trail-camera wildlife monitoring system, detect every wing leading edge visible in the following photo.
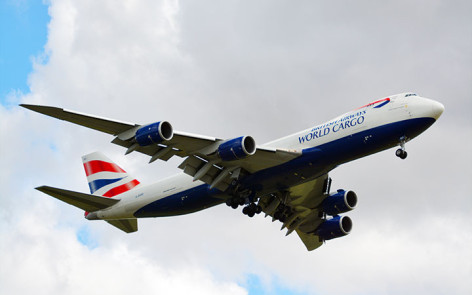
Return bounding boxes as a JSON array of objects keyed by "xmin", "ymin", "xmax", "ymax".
[{"xmin": 22, "ymin": 104, "xmax": 301, "ymax": 192}]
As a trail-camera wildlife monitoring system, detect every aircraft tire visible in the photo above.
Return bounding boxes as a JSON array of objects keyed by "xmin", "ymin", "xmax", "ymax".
[
  {"xmin": 242, "ymin": 206, "xmax": 249, "ymax": 215},
  {"xmin": 395, "ymin": 149, "xmax": 402, "ymax": 157},
  {"xmin": 256, "ymin": 205, "xmax": 262, "ymax": 214},
  {"xmin": 396, "ymin": 149, "xmax": 407, "ymax": 159}
]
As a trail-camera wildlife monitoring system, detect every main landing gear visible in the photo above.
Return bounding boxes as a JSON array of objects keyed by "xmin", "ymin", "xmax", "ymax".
[
  {"xmin": 242, "ymin": 203, "xmax": 262, "ymax": 217},
  {"xmin": 225, "ymin": 189, "xmax": 262, "ymax": 218},
  {"xmin": 395, "ymin": 136, "xmax": 408, "ymax": 159},
  {"xmin": 225, "ymin": 196, "xmax": 245, "ymax": 209}
]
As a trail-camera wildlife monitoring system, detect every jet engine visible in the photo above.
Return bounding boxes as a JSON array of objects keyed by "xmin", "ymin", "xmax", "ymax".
[
  {"xmin": 217, "ymin": 136, "xmax": 256, "ymax": 161},
  {"xmin": 322, "ymin": 190, "xmax": 357, "ymax": 216},
  {"xmin": 316, "ymin": 215, "xmax": 352, "ymax": 241},
  {"xmin": 135, "ymin": 121, "xmax": 173, "ymax": 146}
]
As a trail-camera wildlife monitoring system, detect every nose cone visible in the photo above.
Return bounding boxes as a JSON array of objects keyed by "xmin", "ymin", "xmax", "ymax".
[{"xmin": 430, "ymin": 100, "xmax": 445, "ymax": 120}]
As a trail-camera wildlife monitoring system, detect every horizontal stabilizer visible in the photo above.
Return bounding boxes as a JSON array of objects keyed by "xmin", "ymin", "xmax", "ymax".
[
  {"xmin": 36, "ymin": 186, "xmax": 119, "ymax": 212},
  {"xmin": 296, "ymin": 229, "xmax": 323, "ymax": 251},
  {"xmin": 106, "ymin": 219, "xmax": 138, "ymax": 233}
]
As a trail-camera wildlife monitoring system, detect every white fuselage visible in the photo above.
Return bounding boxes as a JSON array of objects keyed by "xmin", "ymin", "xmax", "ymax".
[{"xmin": 90, "ymin": 93, "xmax": 444, "ymax": 220}]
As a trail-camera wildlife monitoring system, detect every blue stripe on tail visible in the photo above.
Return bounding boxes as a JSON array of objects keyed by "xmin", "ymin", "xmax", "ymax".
[{"xmin": 88, "ymin": 177, "xmax": 124, "ymax": 194}]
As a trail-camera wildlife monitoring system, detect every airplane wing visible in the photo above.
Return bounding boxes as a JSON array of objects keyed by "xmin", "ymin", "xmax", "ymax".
[
  {"xmin": 259, "ymin": 174, "xmax": 331, "ymax": 251},
  {"xmin": 21, "ymin": 104, "xmax": 301, "ymax": 191}
]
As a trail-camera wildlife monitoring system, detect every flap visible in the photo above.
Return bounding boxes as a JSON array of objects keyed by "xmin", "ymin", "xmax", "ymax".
[
  {"xmin": 259, "ymin": 174, "xmax": 330, "ymax": 244},
  {"xmin": 296, "ymin": 229, "xmax": 323, "ymax": 251}
]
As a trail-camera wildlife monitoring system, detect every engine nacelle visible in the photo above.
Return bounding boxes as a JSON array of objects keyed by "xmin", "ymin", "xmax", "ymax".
[
  {"xmin": 316, "ymin": 215, "xmax": 352, "ymax": 241},
  {"xmin": 217, "ymin": 136, "xmax": 256, "ymax": 161},
  {"xmin": 135, "ymin": 121, "xmax": 173, "ymax": 146},
  {"xmin": 322, "ymin": 189, "xmax": 357, "ymax": 216}
]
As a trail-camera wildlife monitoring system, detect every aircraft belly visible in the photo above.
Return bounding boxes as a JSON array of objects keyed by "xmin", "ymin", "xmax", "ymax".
[{"xmin": 133, "ymin": 184, "xmax": 225, "ymax": 218}]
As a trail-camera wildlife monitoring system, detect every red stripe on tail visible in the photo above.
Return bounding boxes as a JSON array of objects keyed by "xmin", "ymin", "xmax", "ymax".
[
  {"xmin": 103, "ymin": 179, "xmax": 140, "ymax": 198},
  {"xmin": 84, "ymin": 160, "xmax": 126, "ymax": 176}
]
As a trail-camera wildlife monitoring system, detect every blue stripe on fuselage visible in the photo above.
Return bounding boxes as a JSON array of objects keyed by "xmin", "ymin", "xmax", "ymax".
[
  {"xmin": 239, "ymin": 117, "xmax": 436, "ymax": 193},
  {"xmin": 133, "ymin": 184, "xmax": 223, "ymax": 218}
]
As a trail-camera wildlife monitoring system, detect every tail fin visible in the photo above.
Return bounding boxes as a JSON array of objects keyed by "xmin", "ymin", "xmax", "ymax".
[{"xmin": 82, "ymin": 152, "xmax": 140, "ymax": 197}]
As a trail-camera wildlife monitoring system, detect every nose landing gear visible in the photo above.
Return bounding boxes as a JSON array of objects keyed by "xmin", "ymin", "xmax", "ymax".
[
  {"xmin": 395, "ymin": 149, "xmax": 407, "ymax": 159},
  {"xmin": 395, "ymin": 136, "xmax": 408, "ymax": 159}
]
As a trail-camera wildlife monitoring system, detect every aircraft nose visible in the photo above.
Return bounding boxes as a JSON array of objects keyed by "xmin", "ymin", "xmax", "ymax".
[{"xmin": 430, "ymin": 100, "xmax": 444, "ymax": 120}]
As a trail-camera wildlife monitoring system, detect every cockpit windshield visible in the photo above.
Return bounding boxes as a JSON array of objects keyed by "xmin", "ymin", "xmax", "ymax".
[{"xmin": 405, "ymin": 93, "xmax": 417, "ymax": 97}]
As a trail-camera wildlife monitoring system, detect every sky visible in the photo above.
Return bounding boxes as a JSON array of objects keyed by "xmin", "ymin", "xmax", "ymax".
[
  {"xmin": 0, "ymin": 0, "xmax": 48, "ymax": 103},
  {"xmin": 1, "ymin": 0, "xmax": 471, "ymax": 294}
]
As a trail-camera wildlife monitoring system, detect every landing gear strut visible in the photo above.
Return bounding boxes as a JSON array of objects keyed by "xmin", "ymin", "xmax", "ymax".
[{"xmin": 396, "ymin": 136, "xmax": 408, "ymax": 159}]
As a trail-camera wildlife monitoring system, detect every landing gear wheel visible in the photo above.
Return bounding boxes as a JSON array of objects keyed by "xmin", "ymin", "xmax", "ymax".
[
  {"xmin": 396, "ymin": 136, "xmax": 408, "ymax": 160},
  {"xmin": 255, "ymin": 205, "xmax": 262, "ymax": 214},
  {"xmin": 395, "ymin": 148, "xmax": 407, "ymax": 159},
  {"xmin": 395, "ymin": 149, "xmax": 402, "ymax": 157},
  {"xmin": 242, "ymin": 206, "xmax": 249, "ymax": 215},
  {"xmin": 243, "ymin": 203, "xmax": 259, "ymax": 217}
]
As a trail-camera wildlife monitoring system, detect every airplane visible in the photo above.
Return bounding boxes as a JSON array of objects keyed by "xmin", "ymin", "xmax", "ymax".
[{"xmin": 21, "ymin": 92, "xmax": 444, "ymax": 251}]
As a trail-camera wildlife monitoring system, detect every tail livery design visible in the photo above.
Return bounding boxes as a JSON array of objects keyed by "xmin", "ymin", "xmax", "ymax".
[
  {"xmin": 82, "ymin": 152, "xmax": 140, "ymax": 197},
  {"xmin": 36, "ymin": 152, "xmax": 140, "ymax": 233}
]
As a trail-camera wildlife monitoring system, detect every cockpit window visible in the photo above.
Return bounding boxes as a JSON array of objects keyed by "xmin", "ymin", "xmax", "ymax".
[{"xmin": 405, "ymin": 93, "xmax": 417, "ymax": 97}]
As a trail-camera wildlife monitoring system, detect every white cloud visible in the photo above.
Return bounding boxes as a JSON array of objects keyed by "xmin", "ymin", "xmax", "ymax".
[
  {"xmin": 0, "ymin": 199, "xmax": 246, "ymax": 295},
  {"xmin": 1, "ymin": 0, "xmax": 471, "ymax": 294}
]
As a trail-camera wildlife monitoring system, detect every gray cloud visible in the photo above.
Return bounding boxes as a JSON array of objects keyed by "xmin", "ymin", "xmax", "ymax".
[{"xmin": 1, "ymin": 0, "xmax": 471, "ymax": 294}]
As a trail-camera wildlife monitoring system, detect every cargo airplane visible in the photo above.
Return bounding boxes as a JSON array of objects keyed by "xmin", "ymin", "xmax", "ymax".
[{"xmin": 21, "ymin": 92, "xmax": 444, "ymax": 250}]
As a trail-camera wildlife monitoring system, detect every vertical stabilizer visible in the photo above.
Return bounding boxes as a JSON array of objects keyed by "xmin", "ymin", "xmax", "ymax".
[{"xmin": 82, "ymin": 152, "xmax": 140, "ymax": 197}]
